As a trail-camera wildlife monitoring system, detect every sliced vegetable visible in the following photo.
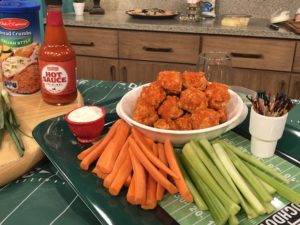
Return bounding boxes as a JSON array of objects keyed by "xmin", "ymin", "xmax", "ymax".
[
  {"xmin": 182, "ymin": 142, "xmax": 240, "ymax": 216},
  {"xmin": 246, "ymin": 161, "xmax": 300, "ymax": 204},
  {"xmin": 220, "ymin": 140, "xmax": 290, "ymax": 184},
  {"xmin": 222, "ymin": 143, "xmax": 273, "ymax": 202},
  {"xmin": 213, "ymin": 143, "xmax": 266, "ymax": 215},
  {"xmin": 194, "ymin": 140, "xmax": 239, "ymax": 204},
  {"xmin": 177, "ymin": 152, "xmax": 208, "ymax": 210},
  {"xmin": 180, "ymin": 154, "xmax": 229, "ymax": 225}
]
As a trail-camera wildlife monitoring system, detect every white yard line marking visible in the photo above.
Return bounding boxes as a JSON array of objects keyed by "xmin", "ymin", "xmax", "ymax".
[
  {"xmin": 0, "ymin": 184, "xmax": 9, "ymax": 192},
  {"xmin": 49, "ymin": 195, "xmax": 79, "ymax": 225},
  {"xmin": 94, "ymin": 82, "xmax": 122, "ymax": 105},
  {"xmin": 177, "ymin": 211, "xmax": 195, "ymax": 223},
  {"xmin": 191, "ymin": 214, "xmax": 211, "ymax": 225},
  {"xmin": 0, "ymin": 173, "xmax": 57, "ymax": 225},
  {"xmin": 80, "ymin": 80, "xmax": 104, "ymax": 95},
  {"xmin": 162, "ymin": 198, "xmax": 179, "ymax": 208},
  {"xmin": 170, "ymin": 202, "xmax": 190, "ymax": 215},
  {"xmin": 292, "ymin": 183, "xmax": 300, "ymax": 190},
  {"xmin": 281, "ymin": 165, "xmax": 294, "ymax": 173}
]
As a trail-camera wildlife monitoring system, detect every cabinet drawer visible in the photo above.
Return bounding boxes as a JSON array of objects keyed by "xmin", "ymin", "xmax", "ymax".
[
  {"xmin": 293, "ymin": 42, "xmax": 300, "ymax": 73},
  {"xmin": 202, "ymin": 36, "xmax": 295, "ymax": 72},
  {"xmin": 65, "ymin": 27, "xmax": 118, "ymax": 58},
  {"xmin": 119, "ymin": 31, "xmax": 201, "ymax": 64}
]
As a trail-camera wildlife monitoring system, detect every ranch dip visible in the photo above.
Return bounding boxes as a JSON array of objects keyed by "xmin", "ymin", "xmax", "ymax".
[{"xmin": 68, "ymin": 106, "xmax": 104, "ymax": 123}]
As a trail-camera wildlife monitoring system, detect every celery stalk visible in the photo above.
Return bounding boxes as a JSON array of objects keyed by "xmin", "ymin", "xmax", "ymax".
[
  {"xmin": 257, "ymin": 177, "xmax": 277, "ymax": 194},
  {"xmin": 180, "ymin": 154, "xmax": 229, "ymax": 225},
  {"xmin": 213, "ymin": 143, "xmax": 266, "ymax": 215},
  {"xmin": 182, "ymin": 143, "xmax": 240, "ymax": 216},
  {"xmin": 228, "ymin": 215, "xmax": 239, "ymax": 225},
  {"xmin": 220, "ymin": 140, "xmax": 290, "ymax": 184},
  {"xmin": 176, "ymin": 152, "xmax": 208, "ymax": 210},
  {"xmin": 223, "ymin": 143, "xmax": 273, "ymax": 202},
  {"xmin": 192, "ymin": 140, "xmax": 240, "ymax": 204},
  {"xmin": 199, "ymin": 139, "xmax": 257, "ymax": 219},
  {"xmin": 246, "ymin": 162, "xmax": 300, "ymax": 204}
]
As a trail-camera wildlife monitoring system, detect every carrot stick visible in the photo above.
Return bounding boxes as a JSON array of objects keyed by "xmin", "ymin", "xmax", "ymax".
[
  {"xmin": 77, "ymin": 137, "xmax": 104, "ymax": 160},
  {"xmin": 156, "ymin": 143, "xmax": 168, "ymax": 201},
  {"xmin": 127, "ymin": 175, "xmax": 138, "ymax": 205},
  {"xmin": 92, "ymin": 167, "xmax": 108, "ymax": 179},
  {"xmin": 80, "ymin": 119, "xmax": 122, "ymax": 170},
  {"xmin": 96, "ymin": 121, "xmax": 131, "ymax": 173},
  {"xmin": 109, "ymin": 152, "xmax": 133, "ymax": 196},
  {"xmin": 164, "ymin": 139, "xmax": 193, "ymax": 202},
  {"xmin": 124, "ymin": 175, "xmax": 132, "ymax": 187},
  {"xmin": 129, "ymin": 136, "xmax": 178, "ymax": 194},
  {"xmin": 131, "ymin": 128, "xmax": 178, "ymax": 179},
  {"xmin": 142, "ymin": 144, "xmax": 158, "ymax": 210},
  {"xmin": 129, "ymin": 143, "xmax": 147, "ymax": 204},
  {"xmin": 103, "ymin": 139, "xmax": 130, "ymax": 188}
]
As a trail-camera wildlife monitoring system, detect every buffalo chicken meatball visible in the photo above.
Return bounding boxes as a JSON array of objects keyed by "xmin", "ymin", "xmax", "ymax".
[
  {"xmin": 158, "ymin": 96, "xmax": 184, "ymax": 120},
  {"xmin": 178, "ymin": 88, "xmax": 208, "ymax": 113},
  {"xmin": 182, "ymin": 71, "xmax": 208, "ymax": 91},
  {"xmin": 139, "ymin": 81, "xmax": 166, "ymax": 109},
  {"xmin": 157, "ymin": 71, "xmax": 182, "ymax": 94},
  {"xmin": 175, "ymin": 114, "xmax": 193, "ymax": 130},
  {"xmin": 205, "ymin": 82, "xmax": 230, "ymax": 110},
  {"xmin": 154, "ymin": 119, "xmax": 176, "ymax": 130},
  {"xmin": 132, "ymin": 102, "xmax": 159, "ymax": 126},
  {"xmin": 191, "ymin": 108, "xmax": 221, "ymax": 129}
]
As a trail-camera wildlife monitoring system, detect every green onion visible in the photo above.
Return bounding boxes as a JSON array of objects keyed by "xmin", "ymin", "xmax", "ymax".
[
  {"xmin": 192, "ymin": 140, "xmax": 240, "ymax": 204},
  {"xmin": 213, "ymin": 143, "xmax": 266, "ymax": 215},
  {"xmin": 245, "ymin": 162, "xmax": 300, "ymax": 204},
  {"xmin": 220, "ymin": 140, "xmax": 290, "ymax": 184},
  {"xmin": 182, "ymin": 142, "xmax": 240, "ymax": 216},
  {"xmin": 180, "ymin": 154, "xmax": 229, "ymax": 225},
  {"xmin": 222, "ymin": 142, "xmax": 273, "ymax": 202},
  {"xmin": 0, "ymin": 89, "xmax": 24, "ymax": 157},
  {"xmin": 176, "ymin": 152, "xmax": 208, "ymax": 210}
]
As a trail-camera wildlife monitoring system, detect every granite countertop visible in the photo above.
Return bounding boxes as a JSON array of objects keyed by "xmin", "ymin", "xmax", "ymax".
[{"xmin": 63, "ymin": 11, "xmax": 300, "ymax": 40}]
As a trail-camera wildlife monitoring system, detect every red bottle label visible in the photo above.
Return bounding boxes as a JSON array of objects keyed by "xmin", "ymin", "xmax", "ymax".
[{"xmin": 39, "ymin": 59, "xmax": 77, "ymax": 95}]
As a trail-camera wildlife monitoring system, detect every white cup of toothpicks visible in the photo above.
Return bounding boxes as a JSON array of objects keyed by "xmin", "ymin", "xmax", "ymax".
[{"xmin": 247, "ymin": 92, "xmax": 295, "ymax": 158}]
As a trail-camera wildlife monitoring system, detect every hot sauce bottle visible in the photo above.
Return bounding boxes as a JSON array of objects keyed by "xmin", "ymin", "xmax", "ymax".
[{"xmin": 38, "ymin": 2, "xmax": 77, "ymax": 105}]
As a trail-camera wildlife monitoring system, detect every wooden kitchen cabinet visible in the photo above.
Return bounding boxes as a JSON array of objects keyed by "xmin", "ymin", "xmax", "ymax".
[
  {"xmin": 119, "ymin": 59, "xmax": 197, "ymax": 83},
  {"xmin": 202, "ymin": 36, "xmax": 296, "ymax": 72},
  {"xmin": 288, "ymin": 74, "xmax": 300, "ymax": 99},
  {"xmin": 228, "ymin": 69, "xmax": 290, "ymax": 94},
  {"xmin": 293, "ymin": 42, "xmax": 300, "ymax": 73},
  {"xmin": 76, "ymin": 56, "xmax": 119, "ymax": 80},
  {"xmin": 119, "ymin": 31, "xmax": 201, "ymax": 64}
]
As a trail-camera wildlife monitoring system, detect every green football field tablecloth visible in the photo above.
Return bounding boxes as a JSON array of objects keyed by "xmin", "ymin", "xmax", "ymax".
[{"xmin": 0, "ymin": 80, "xmax": 299, "ymax": 225}]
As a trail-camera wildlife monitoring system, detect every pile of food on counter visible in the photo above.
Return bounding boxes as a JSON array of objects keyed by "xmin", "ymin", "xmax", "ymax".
[
  {"xmin": 132, "ymin": 71, "xmax": 230, "ymax": 130},
  {"xmin": 74, "ymin": 70, "xmax": 300, "ymax": 225}
]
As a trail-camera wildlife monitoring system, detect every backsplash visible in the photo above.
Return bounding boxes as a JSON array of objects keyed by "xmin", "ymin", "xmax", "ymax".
[{"xmin": 101, "ymin": 0, "xmax": 300, "ymax": 19}]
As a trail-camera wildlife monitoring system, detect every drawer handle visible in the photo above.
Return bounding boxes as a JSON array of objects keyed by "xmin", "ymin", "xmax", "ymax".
[
  {"xmin": 230, "ymin": 52, "xmax": 263, "ymax": 59},
  {"xmin": 142, "ymin": 46, "xmax": 173, "ymax": 53},
  {"xmin": 70, "ymin": 41, "xmax": 95, "ymax": 47},
  {"xmin": 110, "ymin": 65, "xmax": 116, "ymax": 81}
]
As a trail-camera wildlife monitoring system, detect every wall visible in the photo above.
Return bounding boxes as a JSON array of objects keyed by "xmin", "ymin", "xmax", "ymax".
[{"xmin": 101, "ymin": 0, "xmax": 299, "ymax": 19}]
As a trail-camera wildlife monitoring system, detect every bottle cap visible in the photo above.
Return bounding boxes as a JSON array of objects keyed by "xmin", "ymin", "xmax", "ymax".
[{"xmin": 45, "ymin": 0, "xmax": 62, "ymax": 6}]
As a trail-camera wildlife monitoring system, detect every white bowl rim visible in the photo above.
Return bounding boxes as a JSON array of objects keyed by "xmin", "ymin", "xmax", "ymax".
[{"xmin": 117, "ymin": 83, "xmax": 245, "ymax": 135}]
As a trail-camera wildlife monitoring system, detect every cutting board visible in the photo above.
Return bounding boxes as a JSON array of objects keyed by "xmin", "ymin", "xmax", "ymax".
[{"xmin": 0, "ymin": 90, "xmax": 84, "ymax": 186}]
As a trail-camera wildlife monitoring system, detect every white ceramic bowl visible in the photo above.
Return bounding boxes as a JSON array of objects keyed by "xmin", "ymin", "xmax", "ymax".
[{"xmin": 117, "ymin": 84, "xmax": 248, "ymax": 146}]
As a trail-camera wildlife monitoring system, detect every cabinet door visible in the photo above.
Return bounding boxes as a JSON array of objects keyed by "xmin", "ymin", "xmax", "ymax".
[
  {"xmin": 288, "ymin": 74, "xmax": 300, "ymax": 99},
  {"xmin": 293, "ymin": 42, "xmax": 300, "ymax": 73},
  {"xmin": 76, "ymin": 56, "xmax": 119, "ymax": 81},
  {"xmin": 230, "ymin": 69, "xmax": 290, "ymax": 94},
  {"xmin": 119, "ymin": 60, "xmax": 196, "ymax": 83}
]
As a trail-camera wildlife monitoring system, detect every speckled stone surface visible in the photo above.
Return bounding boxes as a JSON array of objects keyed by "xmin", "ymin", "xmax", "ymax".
[
  {"xmin": 63, "ymin": 11, "xmax": 300, "ymax": 40},
  {"xmin": 100, "ymin": 0, "xmax": 300, "ymax": 19}
]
